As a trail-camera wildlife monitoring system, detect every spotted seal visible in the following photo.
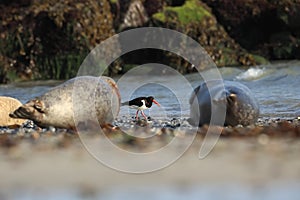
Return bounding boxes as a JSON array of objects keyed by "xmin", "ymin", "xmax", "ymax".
[
  {"xmin": 10, "ymin": 76, "xmax": 120, "ymax": 129},
  {"xmin": 189, "ymin": 80, "xmax": 259, "ymax": 126}
]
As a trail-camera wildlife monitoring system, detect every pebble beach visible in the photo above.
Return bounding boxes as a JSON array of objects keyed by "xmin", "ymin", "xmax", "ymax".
[{"xmin": 1, "ymin": 117, "xmax": 300, "ymax": 199}]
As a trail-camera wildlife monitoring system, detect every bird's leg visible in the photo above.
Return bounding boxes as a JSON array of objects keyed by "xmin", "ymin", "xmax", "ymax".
[
  {"xmin": 135, "ymin": 110, "xmax": 139, "ymax": 121},
  {"xmin": 141, "ymin": 111, "xmax": 148, "ymax": 120}
]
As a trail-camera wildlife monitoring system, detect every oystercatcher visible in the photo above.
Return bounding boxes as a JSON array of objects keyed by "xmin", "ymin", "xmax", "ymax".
[{"xmin": 122, "ymin": 96, "xmax": 160, "ymax": 120}]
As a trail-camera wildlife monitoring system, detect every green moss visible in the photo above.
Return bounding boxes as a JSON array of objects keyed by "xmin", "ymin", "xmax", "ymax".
[
  {"xmin": 153, "ymin": 0, "xmax": 211, "ymax": 24},
  {"xmin": 251, "ymin": 54, "xmax": 269, "ymax": 65},
  {"xmin": 153, "ymin": 12, "xmax": 166, "ymax": 22},
  {"xmin": 6, "ymin": 71, "xmax": 19, "ymax": 82}
]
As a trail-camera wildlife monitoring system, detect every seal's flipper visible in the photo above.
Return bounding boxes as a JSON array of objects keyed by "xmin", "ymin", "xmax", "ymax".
[
  {"xmin": 10, "ymin": 105, "xmax": 34, "ymax": 119},
  {"xmin": 9, "ymin": 99, "xmax": 45, "ymax": 120}
]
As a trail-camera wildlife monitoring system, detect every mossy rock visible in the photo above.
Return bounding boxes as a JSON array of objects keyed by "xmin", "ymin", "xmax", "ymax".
[
  {"xmin": 151, "ymin": 0, "xmax": 267, "ymax": 69},
  {"xmin": 0, "ymin": 0, "xmax": 120, "ymax": 82},
  {"xmin": 153, "ymin": 0, "xmax": 211, "ymax": 25},
  {"xmin": 251, "ymin": 54, "xmax": 269, "ymax": 65},
  {"xmin": 203, "ymin": 0, "xmax": 300, "ymax": 60}
]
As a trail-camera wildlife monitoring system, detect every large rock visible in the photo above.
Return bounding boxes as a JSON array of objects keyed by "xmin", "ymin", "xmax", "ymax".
[
  {"xmin": 0, "ymin": 0, "xmax": 120, "ymax": 83},
  {"xmin": 203, "ymin": 0, "xmax": 300, "ymax": 60},
  {"xmin": 0, "ymin": 96, "xmax": 26, "ymax": 127},
  {"xmin": 110, "ymin": 0, "xmax": 166, "ymax": 30},
  {"xmin": 151, "ymin": 0, "xmax": 268, "ymax": 70}
]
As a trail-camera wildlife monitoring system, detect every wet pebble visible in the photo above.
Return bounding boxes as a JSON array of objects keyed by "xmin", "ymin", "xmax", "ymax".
[
  {"xmin": 22, "ymin": 120, "xmax": 36, "ymax": 129},
  {"xmin": 180, "ymin": 119, "xmax": 193, "ymax": 128},
  {"xmin": 0, "ymin": 127, "xmax": 14, "ymax": 134},
  {"xmin": 1, "ymin": 115, "xmax": 300, "ymax": 151}
]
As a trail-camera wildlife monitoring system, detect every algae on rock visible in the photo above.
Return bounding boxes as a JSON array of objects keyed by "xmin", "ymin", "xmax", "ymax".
[
  {"xmin": 0, "ymin": 0, "xmax": 120, "ymax": 83},
  {"xmin": 151, "ymin": 0, "xmax": 266, "ymax": 70}
]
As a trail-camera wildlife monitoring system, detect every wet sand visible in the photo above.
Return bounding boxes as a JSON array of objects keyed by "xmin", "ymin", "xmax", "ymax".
[{"xmin": 0, "ymin": 118, "xmax": 300, "ymax": 198}]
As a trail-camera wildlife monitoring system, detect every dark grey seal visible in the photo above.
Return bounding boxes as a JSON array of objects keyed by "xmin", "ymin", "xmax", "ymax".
[
  {"xmin": 189, "ymin": 80, "xmax": 259, "ymax": 126},
  {"xmin": 10, "ymin": 76, "xmax": 120, "ymax": 129}
]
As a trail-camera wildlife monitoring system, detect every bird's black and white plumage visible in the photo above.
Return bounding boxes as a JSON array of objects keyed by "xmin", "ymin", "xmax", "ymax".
[{"xmin": 121, "ymin": 96, "xmax": 160, "ymax": 120}]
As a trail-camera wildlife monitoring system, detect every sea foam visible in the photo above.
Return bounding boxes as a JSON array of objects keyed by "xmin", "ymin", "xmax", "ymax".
[{"xmin": 235, "ymin": 67, "xmax": 265, "ymax": 81}]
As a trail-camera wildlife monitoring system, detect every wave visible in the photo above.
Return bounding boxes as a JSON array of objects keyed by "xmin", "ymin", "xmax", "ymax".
[{"xmin": 235, "ymin": 67, "xmax": 266, "ymax": 81}]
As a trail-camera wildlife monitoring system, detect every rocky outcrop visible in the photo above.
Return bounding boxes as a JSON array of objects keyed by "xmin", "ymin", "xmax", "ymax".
[
  {"xmin": 3, "ymin": 0, "xmax": 299, "ymax": 82},
  {"xmin": 203, "ymin": 0, "xmax": 300, "ymax": 60},
  {"xmin": 0, "ymin": 96, "xmax": 26, "ymax": 127},
  {"xmin": 110, "ymin": 0, "xmax": 268, "ymax": 72},
  {"xmin": 0, "ymin": 0, "xmax": 119, "ymax": 83},
  {"xmin": 150, "ymin": 0, "xmax": 267, "ymax": 71}
]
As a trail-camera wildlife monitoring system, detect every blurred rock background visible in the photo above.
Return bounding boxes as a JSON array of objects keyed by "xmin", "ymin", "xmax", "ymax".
[{"xmin": 1, "ymin": 0, "xmax": 299, "ymax": 83}]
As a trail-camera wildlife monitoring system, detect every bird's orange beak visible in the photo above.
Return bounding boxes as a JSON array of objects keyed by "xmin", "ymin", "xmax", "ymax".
[{"xmin": 152, "ymin": 99, "xmax": 160, "ymax": 107}]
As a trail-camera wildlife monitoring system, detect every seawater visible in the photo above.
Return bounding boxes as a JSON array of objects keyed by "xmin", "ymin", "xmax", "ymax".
[
  {"xmin": 1, "ymin": 61, "xmax": 300, "ymax": 120},
  {"xmin": 5, "ymin": 183, "xmax": 300, "ymax": 200}
]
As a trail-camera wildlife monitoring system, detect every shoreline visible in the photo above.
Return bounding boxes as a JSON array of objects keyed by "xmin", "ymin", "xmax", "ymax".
[
  {"xmin": 0, "ymin": 118, "xmax": 299, "ymax": 193},
  {"xmin": 0, "ymin": 136, "xmax": 299, "ymax": 192}
]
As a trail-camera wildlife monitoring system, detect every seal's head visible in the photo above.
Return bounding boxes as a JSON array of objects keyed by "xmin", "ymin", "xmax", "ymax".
[{"xmin": 189, "ymin": 80, "xmax": 259, "ymax": 127}]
